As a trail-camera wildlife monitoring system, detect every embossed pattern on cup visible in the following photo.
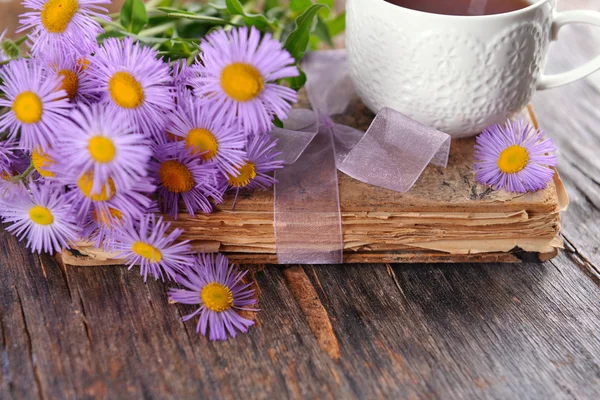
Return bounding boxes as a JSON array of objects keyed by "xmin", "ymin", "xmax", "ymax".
[{"xmin": 347, "ymin": 0, "xmax": 554, "ymax": 137}]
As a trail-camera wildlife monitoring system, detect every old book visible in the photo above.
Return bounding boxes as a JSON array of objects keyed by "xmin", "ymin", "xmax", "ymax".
[{"xmin": 62, "ymin": 102, "xmax": 568, "ymax": 266}]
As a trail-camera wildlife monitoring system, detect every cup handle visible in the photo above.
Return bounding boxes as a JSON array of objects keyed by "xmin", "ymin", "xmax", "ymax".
[{"xmin": 537, "ymin": 10, "xmax": 600, "ymax": 90}]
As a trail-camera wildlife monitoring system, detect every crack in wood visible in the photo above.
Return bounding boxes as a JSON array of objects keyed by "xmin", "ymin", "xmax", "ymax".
[
  {"xmin": 53, "ymin": 255, "xmax": 72, "ymax": 302},
  {"xmin": 76, "ymin": 287, "xmax": 93, "ymax": 345},
  {"xmin": 15, "ymin": 288, "xmax": 45, "ymax": 400},
  {"xmin": 173, "ymin": 305, "xmax": 199, "ymax": 361},
  {"xmin": 385, "ymin": 264, "xmax": 409, "ymax": 305},
  {"xmin": 36, "ymin": 255, "xmax": 48, "ymax": 282},
  {"xmin": 561, "ymin": 235, "xmax": 600, "ymax": 284},
  {"xmin": 308, "ymin": 265, "xmax": 330, "ymax": 303}
]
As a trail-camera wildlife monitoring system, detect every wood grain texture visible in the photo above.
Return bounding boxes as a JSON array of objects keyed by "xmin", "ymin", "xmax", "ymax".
[{"xmin": 2, "ymin": 0, "xmax": 600, "ymax": 399}]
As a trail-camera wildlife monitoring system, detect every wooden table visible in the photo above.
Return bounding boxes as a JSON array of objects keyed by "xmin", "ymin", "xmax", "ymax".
[{"xmin": 2, "ymin": 1, "xmax": 600, "ymax": 399}]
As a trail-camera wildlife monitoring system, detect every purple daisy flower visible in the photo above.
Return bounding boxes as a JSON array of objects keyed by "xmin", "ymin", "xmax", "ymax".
[
  {"xmin": 151, "ymin": 142, "xmax": 223, "ymax": 218},
  {"xmin": 43, "ymin": 51, "xmax": 96, "ymax": 102},
  {"xmin": 87, "ymin": 37, "xmax": 174, "ymax": 138},
  {"xmin": 0, "ymin": 59, "xmax": 71, "ymax": 151},
  {"xmin": 169, "ymin": 90, "xmax": 246, "ymax": 175},
  {"xmin": 168, "ymin": 253, "xmax": 257, "ymax": 341},
  {"xmin": 474, "ymin": 120, "xmax": 558, "ymax": 193},
  {"xmin": 226, "ymin": 133, "xmax": 283, "ymax": 192},
  {"xmin": 53, "ymin": 103, "xmax": 152, "ymax": 195},
  {"xmin": 18, "ymin": 0, "xmax": 109, "ymax": 58},
  {"xmin": 112, "ymin": 213, "xmax": 195, "ymax": 281},
  {"xmin": 0, "ymin": 181, "xmax": 80, "ymax": 254},
  {"xmin": 191, "ymin": 26, "xmax": 299, "ymax": 136}
]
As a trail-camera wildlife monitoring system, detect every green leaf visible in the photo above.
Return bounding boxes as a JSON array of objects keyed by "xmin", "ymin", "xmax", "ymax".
[
  {"xmin": 326, "ymin": 11, "xmax": 346, "ymax": 37},
  {"xmin": 284, "ymin": 4, "xmax": 327, "ymax": 61},
  {"xmin": 290, "ymin": 0, "xmax": 312, "ymax": 13},
  {"xmin": 120, "ymin": 0, "xmax": 148, "ymax": 34},
  {"xmin": 273, "ymin": 116, "xmax": 284, "ymax": 129},
  {"xmin": 313, "ymin": 15, "xmax": 333, "ymax": 48},
  {"xmin": 285, "ymin": 67, "xmax": 306, "ymax": 90},
  {"xmin": 158, "ymin": 7, "xmax": 194, "ymax": 15},
  {"xmin": 225, "ymin": 0, "xmax": 275, "ymax": 31},
  {"xmin": 318, "ymin": 0, "xmax": 334, "ymax": 18},
  {"xmin": 97, "ymin": 30, "xmax": 127, "ymax": 43}
]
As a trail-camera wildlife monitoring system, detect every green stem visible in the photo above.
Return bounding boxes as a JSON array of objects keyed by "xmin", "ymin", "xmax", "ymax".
[
  {"xmin": 12, "ymin": 163, "xmax": 35, "ymax": 183},
  {"xmin": 138, "ymin": 22, "xmax": 176, "ymax": 37},
  {"xmin": 14, "ymin": 35, "xmax": 28, "ymax": 46},
  {"xmin": 96, "ymin": 18, "xmax": 125, "ymax": 30}
]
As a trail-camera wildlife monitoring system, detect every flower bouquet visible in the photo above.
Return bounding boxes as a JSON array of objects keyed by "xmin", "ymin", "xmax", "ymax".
[
  {"xmin": 0, "ymin": 0, "xmax": 344, "ymax": 340},
  {"xmin": 0, "ymin": 0, "xmax": 567, "ymax": 343}
]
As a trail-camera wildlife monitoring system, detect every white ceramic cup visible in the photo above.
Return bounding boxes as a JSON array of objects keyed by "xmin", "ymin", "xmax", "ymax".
[{"xmin": 346, "ymin": 0, "xmax": 600, "ymax": 137}]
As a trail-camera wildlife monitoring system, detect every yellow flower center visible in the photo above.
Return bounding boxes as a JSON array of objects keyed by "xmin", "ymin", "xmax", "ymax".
[
  {"xmin": 186, "ymin": 128, "xmax": 218, "ymax": 161},
  {"xmin": 92, "ymin": 207, "xmax": 123, "ymax": 227},
  {"xmin": 220, "ymin": 63, "xmax": 264, "ymax": 102},
  {"xmin": 13, "ymin": 91, "xmax": 43, "ymax": 124},
  {"xmin": 41, "ymin": 0, "xmax": 79, "ymax": 33},
  {"xmin": 29, "ymin": 205, "xmax": 54, "ymax": 226},
  {"xmin": 108, "ymin": 71, "xmax": 145, "ymax": 109},
  {"xmin": 201, "ymin": 282, "xmax": 234, "ymax": 312},
  {"xmin": 88, "ymin": 136, "xmax": 116, "ymax": 163},
  {"xmin": 158, "ymin": 160, "xmax": 195, "ymax": 193},
  {"xmin": 497, "ymin": 145, "xmax": 529, "ymax": 174},
  {"xmin": 58, "ymin": 69, "xmax": 79, "ymax": 100},
  {"xmin": 77, "ymin": 172, "xmax": 116, "ymax": 201},
  {"xmin": 131, "ymin": 241, "xmax": 162, "ymax": 263},
  {"xmin": 32, "ymin": 148, "xmax": 55, "ymax": 177},
  {"xmin": 227, "ymin": 162, "xmax": 256, "ymax": 188}
]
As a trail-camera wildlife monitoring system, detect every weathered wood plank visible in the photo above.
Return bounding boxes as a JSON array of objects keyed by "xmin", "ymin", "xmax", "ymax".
[
  {"xmin": 305, "ymin": 258, "xmax": 600, "ymax": 399},
  {"xmin": 170, "ymin": 265, "xmax": 357, "ymax": 399},
  {"xmin": 0, "ymin": 260, "xmax": 41, "ymax": 400},
  {"xmin": 66, "ymin": 263, "xmax": 361, "ymax": 399},
  {"xmin": 68, "ymin": 265, "xmax": 209, "ymax": 398},
  {"xmin": 0, "ymin": 228, "xmax": 104, "ymax": 399}
]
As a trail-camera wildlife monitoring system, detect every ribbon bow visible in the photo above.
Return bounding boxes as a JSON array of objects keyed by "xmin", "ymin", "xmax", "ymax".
[{"xmin": 270, "ymin": 50, "xmax": 451, "ymax": 264}]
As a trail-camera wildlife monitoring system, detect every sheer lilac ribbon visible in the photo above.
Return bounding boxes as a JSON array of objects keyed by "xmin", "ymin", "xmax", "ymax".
[{"xmin": 270, "ymin": 50, "xmax": 451, "ymax": 264}]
